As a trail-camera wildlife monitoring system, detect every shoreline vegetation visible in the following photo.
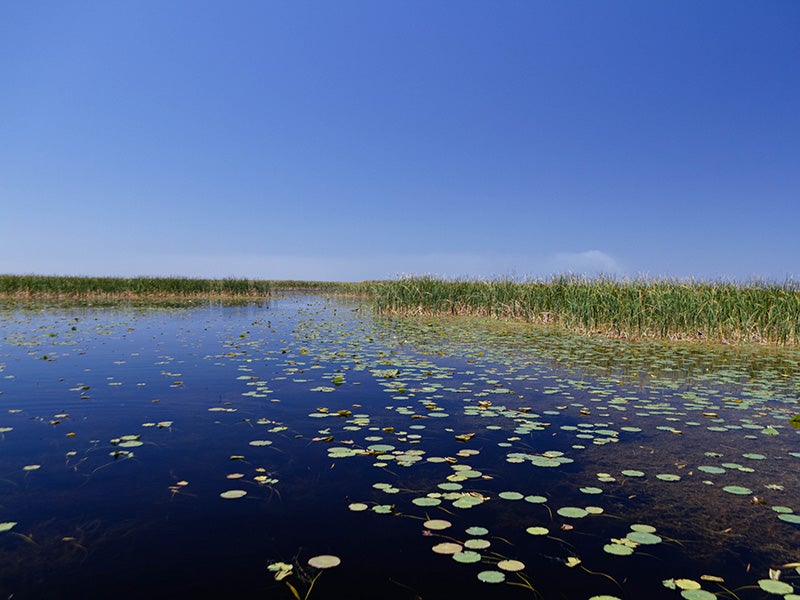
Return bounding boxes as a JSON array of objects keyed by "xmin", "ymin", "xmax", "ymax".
[{"xmin": 2, "ymin": 274, "xmax": 798, "ymax": 346}]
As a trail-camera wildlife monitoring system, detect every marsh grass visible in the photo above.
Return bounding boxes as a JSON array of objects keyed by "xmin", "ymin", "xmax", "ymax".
[
  {"xmin": 5, "ymin": 274, "xmax": 799, "ymax": 345},
  {"xmin": 0, "ymin": 275, "xmax": 272, "ymax": 300},
  {"xmin": 370, "ymin": 276, "xmax": 800, "ymax": 345},
  {"xmin": 0, "ymin": 275, "xmax": 371, "ymax": 303}
]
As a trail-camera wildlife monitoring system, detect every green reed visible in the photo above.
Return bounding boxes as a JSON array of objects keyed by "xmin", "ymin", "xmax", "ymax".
[
  {"xmin": 370, "ymin": 276, "xmax": 800, "ymax": 345},
  {"xmin": 0, "ymin": 275, "xmax": 271, "ymax": 299}
]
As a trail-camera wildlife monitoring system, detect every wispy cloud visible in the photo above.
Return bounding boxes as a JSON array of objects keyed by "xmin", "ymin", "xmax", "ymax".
[{"xmin": 0, "ymin": 249, "xmax": 623, "ymax": 281}]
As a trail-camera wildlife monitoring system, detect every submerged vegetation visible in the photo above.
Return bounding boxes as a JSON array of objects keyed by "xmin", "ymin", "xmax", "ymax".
[
  {"xmin": 371, "ymin": 276, "xmax": 800, "ymax": 345},
  {"xmin": 3, "ymin": 274, "xmax": 799, "ymax": 345}
]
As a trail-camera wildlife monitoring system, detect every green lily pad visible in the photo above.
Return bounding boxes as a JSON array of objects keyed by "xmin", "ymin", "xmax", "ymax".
[
  {"xmin": 526, "ymin": 526, "xmax": 549, "ymax": 535},
  {"xmin": 497, "ymin": 559, "xmax": 525, "ymax": 572},
  {"xmin": 722, "ymin": 485, "xmax": 752, "ymax": 495},
  {"xmin": 680, "ymin": 589, "xmax": 717, "ymax": 600},
  {"xmin": 778, "ymin": 513, "xmax": 800, "ymax": 524},
  {"xmin": 603, "ymin": 543, "xmax": 634, "ymax": 556},
  {"xmin": 219, "ymin": 490, "xmax": 247, "ymax": 499},
  {"xmin": 621, "ymin": 469, "xmax": 645, "ymax": 477},
  {"xmin": 413, "ymin": 497, "xmax": 441, "ymax": 507},
  {"xmin": 758, "ymin": 579, "xmax": 793, "ymax": 594},
  {"xmin": 452, "ymin": 550, "xmax": 482, "ymax": 563},
  {"xmin": 465, "ymin": 526, "xmax": 488, "ymax": 536},
  {"xmin": 557, "ymin": 507, "xmax": 588, "ymax": 518},
  {"xmin": 524, "ymin": 495, "xmax": 548, "ymax": 504},
  {"xmin": 498, "ymin": 491, "xmax": 524, "ymax": 500},
  {"xmin": 477, "ymin": 570, "xmax": 505, "ymax": 583},
  {"xmin": 626, "ymin": 531, "xmax": 662, "ymax": 545},
  {"xmin": 423, "ymin": 519, "xmax": 451, "ymax": 531},
  {"xmin": 432, "ymin": 542, "xmax": 463, "ymax": 555}
]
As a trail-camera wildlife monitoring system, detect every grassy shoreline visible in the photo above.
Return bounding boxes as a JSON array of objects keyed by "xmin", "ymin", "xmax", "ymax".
[
  {"xmin": 370, "ymin": 276, "xmax": 800, "ymax": 346},
  {"xmin": 0, "ymin": 275, "xmax": 370, "ymax": 300},
  {"xmin": 3, "ymin": 274, "xmax": 799, "ymax": 345}
]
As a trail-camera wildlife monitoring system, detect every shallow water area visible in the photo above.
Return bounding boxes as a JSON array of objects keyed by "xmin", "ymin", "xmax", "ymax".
[{"xmin": 1, "ymin": 295, "xmax": 799, "ymax": 599}]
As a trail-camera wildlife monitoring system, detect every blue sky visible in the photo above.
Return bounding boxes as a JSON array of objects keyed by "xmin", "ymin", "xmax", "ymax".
[{"xmin": 1, "ymin": 1, "xmax": 798, "ymax": 282}]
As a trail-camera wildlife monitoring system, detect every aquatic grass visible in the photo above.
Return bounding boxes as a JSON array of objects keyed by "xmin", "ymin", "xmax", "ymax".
[
  {"xmin": 370, "ymin": 276, "xmax": 800, "ymax": 345},
  {"xmin": 0, "ymin": 275, "xmax": 371, "ymax": 301},
  {"xmin": 0, "ymin": 274, "xmax": 272, "ymax": 300}
]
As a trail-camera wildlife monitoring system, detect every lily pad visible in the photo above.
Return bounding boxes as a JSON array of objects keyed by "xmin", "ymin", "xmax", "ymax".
[
  {"xmin": 722, "ymin": 485, "xmax": 752, "ymax": 495},
  {"xmin": 477, "ymin": 570, "xmax": 505, "ymax": 583},
  {"xmin": 757, "ymin": 579, "xmax": 793, "ymax": 594},
  {"xmin": 219, "ymin": 490, "xmax": 247, "ymax": 499},
  {"xmin": 308, "ymin": 555, "xmax": 341, "ymax": 569},
  {"xmin": 423, "ymin": 519, "xmax": 451, "ymax": 531},
  {"xmin": 603, "ymin": 543, "xmax": 634, "ymax": 556},
  {"xmin": 452, "ymin": 550, "xmax": 482, "ymax": 563},
  {"xmin": 557, "ymin": 506, "xmax": 588, "ymax": 519},
  {"xmin": 432, "ymin": 542, "xmax": 463, "ymax": 555},
  {"xmin": 497, "ymin": 559, "xmax": 525, "ymax": 572}
]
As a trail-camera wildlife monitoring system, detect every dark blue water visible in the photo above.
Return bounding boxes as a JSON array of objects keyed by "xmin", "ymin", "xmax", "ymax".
[{"xmin": 1, "ymin": 296, "xmax": 798, "ymax": 599}]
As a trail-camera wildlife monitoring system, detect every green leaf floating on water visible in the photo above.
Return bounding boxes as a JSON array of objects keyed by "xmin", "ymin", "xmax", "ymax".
[
  {"xmin": 497, "ymin": 559, "xmax": 525, "ymax": 572},
  {"xmin": 758, "ymin": 579, "xmax": 793, "ymax": 594},
  {"xmin": 452, "ymin": 550, "xmax": 482, "ymax": 564},
  {"xmin": 778, "ymin": 514, "xmax": 800, "ymax": 524},
  {"xmin": 423, "ymin": 519, "xmax": 451, "ymax": 531},
  {"xmin": 626, "ymin": 531, "xmax": 662, "ymax": 545},
  {"xmin": 465, "ymin": 526, "xmax": 488, "ymax": 536},
  {"xmin": 680, "ymin": 590, "xmax": 717, "ymax": 600},
  {"xmin": 603, "ymin": 543, "xmax": 634, "ymax": 556},
  {"xmin": 722, "ymin": 485, "xmax": 752, "ymax": 495},
  {"xmin": 498, "ymin": 491, "xmax": 524, "ymax": 500},
  {"xmin": 557, "ymin": 507, "xmax": 588, "ymax": 518},
  {"xmin": 219, "ymin": 490, "xmax": 247, "ymax": 499},
  {"xmin": 477, "ymin": 570, "xmax": 505, "ymax": 583},
  {"xmin": 432, "ymin": 542, "xmax": 462, "ymax": 555}
]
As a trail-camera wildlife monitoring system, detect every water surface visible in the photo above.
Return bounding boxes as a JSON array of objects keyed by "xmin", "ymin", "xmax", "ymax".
[{"xmin": 1, "ymin": 295, "xmax": 798, "ymax": 599}]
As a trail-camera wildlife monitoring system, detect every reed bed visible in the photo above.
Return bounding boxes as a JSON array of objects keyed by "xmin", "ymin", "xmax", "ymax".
[
  {"xmin": 268, "ymin": 280, "xmax": 372, "ymax": 295},
  {"xmin": 0, "ymin": 275, "xmax": 272, "ymax": 300},
  {"xmin": 370, "ymin": 276, "xmax": 800, "ymax": 345}
]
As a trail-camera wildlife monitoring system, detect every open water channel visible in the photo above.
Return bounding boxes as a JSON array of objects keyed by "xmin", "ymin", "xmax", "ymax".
[{"xmin": 0, "ymin": 294, "xmax": 798, "ymax": 599}]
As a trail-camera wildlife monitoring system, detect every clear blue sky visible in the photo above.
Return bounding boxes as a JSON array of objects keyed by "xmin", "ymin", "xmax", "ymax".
[{"xmin": 2, "ymin": 1, "xmax": 798, "ymax": 282}]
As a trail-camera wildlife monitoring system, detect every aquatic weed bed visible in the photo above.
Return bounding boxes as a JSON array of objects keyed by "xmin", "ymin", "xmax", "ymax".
[{"xmin": 0, "ymin": 295, "xmax": 798, "ymax": 599}]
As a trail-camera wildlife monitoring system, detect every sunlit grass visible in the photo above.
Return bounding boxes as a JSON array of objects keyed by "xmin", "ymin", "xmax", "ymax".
[
  {"xmin": 5, "ymin": 274, "xmax": 799, "ymax": 345},
  {"xmin": 370, "ymin": 276, "xmax": 800, "ymax": 345},
  {"xmin": 0, "ymin": 275, "xmax": 271, "ymax": 300}
]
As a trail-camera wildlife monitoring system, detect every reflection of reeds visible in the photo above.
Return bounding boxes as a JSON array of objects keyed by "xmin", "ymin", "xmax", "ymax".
[{"xmin": 369, "ymin": 276, "xmax": 800, "ymax": 345}]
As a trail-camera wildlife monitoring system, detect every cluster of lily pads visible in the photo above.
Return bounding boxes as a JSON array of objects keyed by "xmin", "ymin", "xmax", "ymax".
[{"xmin": 1, "ymin": 297, "xmax": 799, "ymax": 598}]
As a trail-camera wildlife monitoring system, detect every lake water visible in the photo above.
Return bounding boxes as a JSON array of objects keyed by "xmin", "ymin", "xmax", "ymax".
[{"xmin": 1, "ymin": 294, "xmax": 799, "ymax": 599}]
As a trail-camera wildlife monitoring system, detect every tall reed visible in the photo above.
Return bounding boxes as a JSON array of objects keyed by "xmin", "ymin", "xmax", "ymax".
[
  {"xmin": 0, "ymin": 275, "xmax": 271, "ymax": 299},
  {"xmin": 370, "ymin": 276, "xmax": 800, "ymax": 345}
]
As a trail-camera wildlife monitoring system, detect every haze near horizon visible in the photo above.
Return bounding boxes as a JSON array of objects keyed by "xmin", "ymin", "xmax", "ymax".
[{"xmin": 1, "ymin": 2, "xmax": 798, "ymax": 282}]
